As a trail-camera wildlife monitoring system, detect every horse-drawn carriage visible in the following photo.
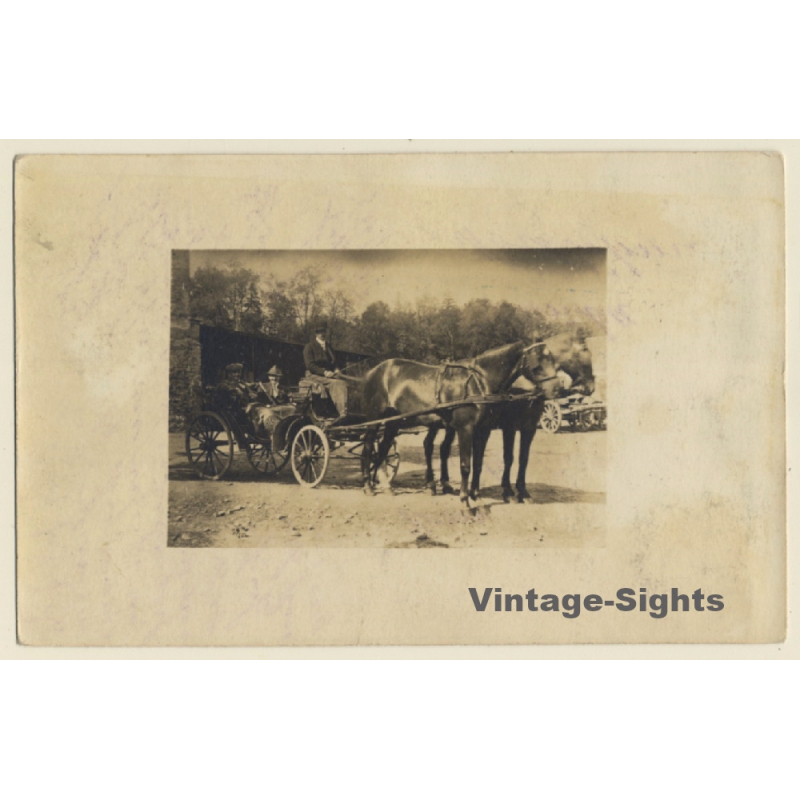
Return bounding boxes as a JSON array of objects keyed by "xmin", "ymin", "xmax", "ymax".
[
  {"xmin": 185, "ymin": 373, "xmax": 401, "ymax": 488},
  {"xmin": 185, "ymin": 354, "xmax": 552, "ymax": 492},
  {"xmin": 538, "ymin": 394, "xmax": 607, "ymax": 434},
  {"xmin": 185, "ymin": 334, "xmax": 594, "ymax": 502}
]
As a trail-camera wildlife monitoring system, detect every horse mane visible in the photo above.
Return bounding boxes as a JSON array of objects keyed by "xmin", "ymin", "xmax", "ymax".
[{"xmin": 472, "ymin": 340, "xmax": 525, "ymax": 366}]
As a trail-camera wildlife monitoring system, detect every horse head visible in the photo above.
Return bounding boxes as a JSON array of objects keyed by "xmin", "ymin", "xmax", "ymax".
[
  {"xmin": 543, "ymin": 334, "xmax": 595, "ymax": 396},
  {"xmin": 519, "ymin": 341, "xmax": 561, "ymax": 400},
  {"xmin": 471, "ymin": 340, "xmax": 558, "ymax": 399},
  {"xmin": 563, "ymin": 340, "xmax": 595, "ymax": 395}
]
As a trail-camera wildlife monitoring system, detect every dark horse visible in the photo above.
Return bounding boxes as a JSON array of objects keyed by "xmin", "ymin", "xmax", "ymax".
[
  {"xmin": 428, "ymin": 334, "xmax": 596, "ymax": 502},
  {"xmin": 499, "ymin": 334, "xmax": 595, "ymax": 502},
  {"xmin": 359, "ymin": 341, "xmax": 560, "ymax": 505}
]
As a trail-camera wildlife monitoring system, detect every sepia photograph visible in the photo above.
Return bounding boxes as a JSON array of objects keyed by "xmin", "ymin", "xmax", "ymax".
[
  {"xmin": 13, "ymin": 150, "xmax": 786, "ymax": 646},
  {"xmin": 168, "ymin": 249, "xmax": 606, "ymax": 548}
]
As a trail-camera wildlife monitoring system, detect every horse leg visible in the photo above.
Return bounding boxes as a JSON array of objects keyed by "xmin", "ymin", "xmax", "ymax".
[
  {"xmin": 501, "ymin": 425, "xmax": 516, "ymax": 502},
  {"xmin": 361, "ymin": 428, "xmax": 378, "ymax": 496},
  {"xmin": 454, "ymin": 418, "xmax": 475, "ymax": 507},
  {"xmin": 373, "ymin": 424, "xmax": 399, "ymax": 494},
  {"xmin": 439, "ymin": 426, "xmax": 456, "ymax": 494},
  {"xmin": 470, "ymin": 426, "xmax": 491, "ymax": 501},
  {"xmin": 516, "ymin": 399, "xmax": 544, "ymax": 502},
  {"xmin": 515, "ymin": 426, "xmax": 535, "ymax": 503},
  {"xmin": 423, "ymin": 423, "xmax": 441, "ymax": 494}
]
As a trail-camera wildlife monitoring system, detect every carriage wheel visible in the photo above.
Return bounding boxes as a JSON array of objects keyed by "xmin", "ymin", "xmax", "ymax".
[
  {"xmin": 291, "ymin": 424, "xmax": 330, "ymax": 488},
  {"xmin": 186, "ymin": 412, "xmax": 234, "ymax": 480},
  {"xmin": 372, "ymin": 441, "xmax": 401, "ymax": 484},
  {"xmin": 539, "ymin": 401, "xmax": 562, "ymax": 434},
  {"xmin": 576, "ymin": 410, "xmax": 594, "ymax": 432},
  {"xmin": 247, "ymin": 438, "xmax": 290, "ymax": 476}
]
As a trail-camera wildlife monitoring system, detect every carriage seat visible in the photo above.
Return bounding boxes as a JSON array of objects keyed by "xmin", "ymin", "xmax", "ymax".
[
  {"xmin": 296, "ymin": 377, "xmax": 340, "ymax": 420},
  {"xmin": 295, "ymin": 375, "xmax": 362, "ymax": 420}
]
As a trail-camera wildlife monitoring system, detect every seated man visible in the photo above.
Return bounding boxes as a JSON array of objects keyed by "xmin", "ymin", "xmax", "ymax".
[
  {"xmin": 217, "ymin": 363, "xmax": 260, "ymax": 430},
  {"xmin": 303, "ymin": 321, "xmax": 348, "ymax": 419},
  {"xmin": 247, "ymin": 365, "xmax": 294, "ymax": 439},
  {"xmin": 219, "ymin": 363, "xmax": 254, "ymax": 404}
]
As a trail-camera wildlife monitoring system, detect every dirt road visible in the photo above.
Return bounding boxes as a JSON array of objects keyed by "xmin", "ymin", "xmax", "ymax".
[{"xmin": 168, "ymin": 428, "xmax": 605, "ymax": 548}]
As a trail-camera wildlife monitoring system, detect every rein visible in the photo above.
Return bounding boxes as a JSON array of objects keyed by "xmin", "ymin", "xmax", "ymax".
[{"xmin": 522, "ymin": 341, "xmax": 548, "ymax": 353}]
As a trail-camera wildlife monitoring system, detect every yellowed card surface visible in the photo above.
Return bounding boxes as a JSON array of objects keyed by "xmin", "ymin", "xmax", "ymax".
[{"xmin": 15, "ymin": 152, "xmax": 785, "ymax": 645}]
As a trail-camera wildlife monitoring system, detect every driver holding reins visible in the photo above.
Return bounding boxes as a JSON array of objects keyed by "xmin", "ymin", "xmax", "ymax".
[{"xmin": 303, "ymin": 320, "xmax": 348, "ymax": 419}]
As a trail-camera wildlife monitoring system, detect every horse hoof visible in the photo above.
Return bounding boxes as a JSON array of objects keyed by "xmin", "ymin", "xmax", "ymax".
[
  {"xmin": 441, "ymin": 482, "xmax": 456, "ymax": 495},
  {"xmin": 425, "ymin": 482, "xmax": 437, "ymax": 496},
  {"xmin": 363, "ymin": 484, "xmax": 376, "ymax": 497}
]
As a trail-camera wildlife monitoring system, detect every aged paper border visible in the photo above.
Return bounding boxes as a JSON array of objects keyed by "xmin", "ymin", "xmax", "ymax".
[{"xmin": 4, "ymin": 139, "xmax": 797, "ymax": 658}]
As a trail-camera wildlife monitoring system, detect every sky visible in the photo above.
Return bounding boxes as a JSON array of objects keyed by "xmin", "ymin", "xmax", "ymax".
[{"xmin": 189, "ymin": 249, "xmax": 606, "ymax": 323}]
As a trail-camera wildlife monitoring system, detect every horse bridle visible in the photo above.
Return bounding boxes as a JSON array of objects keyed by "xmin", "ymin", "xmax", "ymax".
[
  {"xmin": 509, "ymin": 342, "xmax": 560, "ymax": 392},
  {"xmin": 558, "ymin": 343, "xmax": 595, "ymax": 395}
]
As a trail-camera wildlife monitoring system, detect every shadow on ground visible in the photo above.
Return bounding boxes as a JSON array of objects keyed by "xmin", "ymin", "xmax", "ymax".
[
  {"xmin": 170, "ymin": 442, "xmax": 604, "ymax": 505},
  {"xmin": 388, "ymin": 533, "xmax": 450, "ymax": 549},
  {"xmin": 474, "ymin": 483, "xmax": 605, "ymax": 505}
]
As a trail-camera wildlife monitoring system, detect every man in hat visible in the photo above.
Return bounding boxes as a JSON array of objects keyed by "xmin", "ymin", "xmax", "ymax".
[
  {"xmin": 220, "ymin": 363, "xmax": 252, "ymax": 402},
  {"xmin": 262, "ymin": 365, "xmax": 289, "ymax": 404},
  {"xmin": 303, "ymin": 321, "xmax": 348, "ymax": 418}
]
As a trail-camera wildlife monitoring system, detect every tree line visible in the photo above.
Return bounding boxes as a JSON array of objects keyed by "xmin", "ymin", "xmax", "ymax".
[{"xmin": 177, "ymin": 261, "xmax": 605, "ymax": 363}]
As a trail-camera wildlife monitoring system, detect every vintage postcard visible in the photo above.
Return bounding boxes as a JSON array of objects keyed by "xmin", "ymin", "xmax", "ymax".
[
  {"xmin": 15, "ymin": 151, "xmax": 786, "ymax": 646},
  {"xmin": 168, "ymin": 248, "xmax": 605, "ymax": 549}
]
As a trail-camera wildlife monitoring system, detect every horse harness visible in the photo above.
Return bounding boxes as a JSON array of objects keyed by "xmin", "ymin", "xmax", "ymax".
[
  {"xmin": 434, "ymin": 360, "xmax": 487, "ymax": 405},
  {"xmin": 433, "ymin": 346, "xmax": 554, "ymax": 406}
]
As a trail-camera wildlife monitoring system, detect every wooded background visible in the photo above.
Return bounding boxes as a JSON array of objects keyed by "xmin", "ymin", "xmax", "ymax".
[{"xmin": 175, "ymin": 257, "xmax": 605, "ymax": 362}]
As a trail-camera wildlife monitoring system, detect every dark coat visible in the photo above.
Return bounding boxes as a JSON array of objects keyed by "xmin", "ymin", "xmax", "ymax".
[
  {"xmin": 263, "ymin": 380, "xmax": 288, "ymax": 404},
  {"xmin": 303, "ymin": 337, "xmax": 337, "ymax": 376}
]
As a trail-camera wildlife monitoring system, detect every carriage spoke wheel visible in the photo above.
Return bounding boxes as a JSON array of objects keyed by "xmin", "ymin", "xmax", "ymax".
[
  {"xmin": 291, "ymin": 425, "xmax": 330, "ymax": 488},
  {"xmin": 372, "ymin": 441, "xmax": 400, "ymax": 485},
  {"xmin": 578, "ymin": 408, "xmax": 601, "ymax": 433},
  {"xmin": 186, "ymin": 412, "xmax": 234, "ymax": 480},
  {"xmin": 247, "ymin": 438, "xmax": 289, "ymax": 476},
  {"xmin": 577, "ymin": 410, "xmax": 596, "ymax": 432},
  {"xmin": 539, "ymin": 400, "xmax": 562, "ymax": 434}
]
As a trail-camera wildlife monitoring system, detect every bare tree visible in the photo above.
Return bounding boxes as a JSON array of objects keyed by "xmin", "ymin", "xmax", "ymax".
[{"xmin": 290, "ymin": 266, "xmax": 324, "ymax": 338}]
